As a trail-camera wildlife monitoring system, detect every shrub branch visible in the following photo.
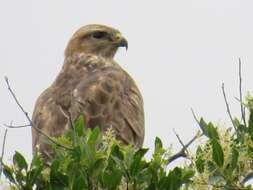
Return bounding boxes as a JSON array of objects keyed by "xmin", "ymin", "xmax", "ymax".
[
  {"xmin": 0, "ymin": 129, "xmax": 7, "ymax": 179},
  {"xmin": 168, "ymin": 130, "xmax": 200, "ymax": 163},
  {"xmin": 238, "ymin": 58, "xmax": 246, "ymax": 126},
  {"xmin": 222, "ymin": 83, "xmax": 237, "ymax": 132},
  {"xmin": 3, "ymin": 123, "xmax": 31, "ymax": 128},
  {"xmin": 4, "ymin": 77, "xmax": 72, "ymax": 151}
]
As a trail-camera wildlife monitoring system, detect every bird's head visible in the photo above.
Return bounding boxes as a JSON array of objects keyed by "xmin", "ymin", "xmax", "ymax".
[{"xmin": 65, "ymin": 24, "xmax": 128, "ymax": 59}]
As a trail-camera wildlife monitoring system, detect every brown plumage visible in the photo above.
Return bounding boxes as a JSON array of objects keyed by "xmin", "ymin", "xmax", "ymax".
[{"xmin": 32, "ymin": 24, "xmax": 145, "ymax": 159}]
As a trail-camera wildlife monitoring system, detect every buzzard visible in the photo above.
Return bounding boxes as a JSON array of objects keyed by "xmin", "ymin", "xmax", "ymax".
[{"xmin": 32, "ymin": 24, "xmax": 145, "ymax": 159}]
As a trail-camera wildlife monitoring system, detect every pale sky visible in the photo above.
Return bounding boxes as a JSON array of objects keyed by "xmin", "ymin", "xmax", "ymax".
[{"xmin": 0, "ymin": 0, "xmax": 253, "ymax": 163}]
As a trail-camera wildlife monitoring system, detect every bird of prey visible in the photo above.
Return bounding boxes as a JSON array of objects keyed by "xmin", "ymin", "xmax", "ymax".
[{"xmin": 32, "ymin": 24, "xmax": 145, "ymax": 159}]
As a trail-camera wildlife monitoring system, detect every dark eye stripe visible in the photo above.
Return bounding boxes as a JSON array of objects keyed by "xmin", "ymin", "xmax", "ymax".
[{"xmin": 92, "ymin": 31, "xmax": 108, "ymax": 39}]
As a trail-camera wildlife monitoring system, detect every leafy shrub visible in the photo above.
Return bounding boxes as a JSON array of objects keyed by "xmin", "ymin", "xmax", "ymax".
[
  {"xmin": 1, "ymin": 74, "xmax": 253, "ymax": 189},
  {"xmin": 1, "ymin": 116, "xmax": 195, "ymax": 190},
  {"xmin": 2, "ymin": 96, "xmax": 253, "ymax": 190}
]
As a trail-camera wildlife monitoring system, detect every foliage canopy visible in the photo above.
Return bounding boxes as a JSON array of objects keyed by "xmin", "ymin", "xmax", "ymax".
[{"xmin": 1, "ymin": 95, "xmax": 253, "ymax": 190}]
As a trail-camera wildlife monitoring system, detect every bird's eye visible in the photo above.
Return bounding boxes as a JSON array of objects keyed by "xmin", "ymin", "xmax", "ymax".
[{"xmin": 91, "ymin": 31, "xmax": 108, "ymax": 39}]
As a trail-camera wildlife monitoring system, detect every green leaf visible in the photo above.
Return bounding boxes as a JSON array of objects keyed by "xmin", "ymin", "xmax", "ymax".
[
  {"xmin": 50, "ymin": 160, "xmax": 68, "ymax": 187},
  {"xmin": 50, "ymin": 160, "xmax": 60, "ymax": 175},
  {"xmin": 88, "ymin": 127, "xmax": 101, "ymax": 144},
  {"xmin": 233, "ymin": 117, "xmax": 241, "ymax": 127},
  {"xmin": 195, "ymin": 147, "xmax": 205, "ymax": 173},
  {"xmin": 71, "ymin": 146, "xmax": 82, "ymax": 161},
  {"xmin": 207, "ymin": 161, "xmax": 216, "ymax": 172},
  {"xmin": 147, "ymin": 183, "xmax": 156, "ymax": 190},
  {"xmin": 136, "ymin": 167, "xmax": 152, "ymax": 183},
  {"xmin": 196, "ymin": 146, "xmax": 203, "ymax": 157},
  {"xmin": 205, "ymin": 122, "xmax": 219, "ymax": 140},
  {"xmin": 211, "ymin": 139, "xmax": 224, "ymax": 167},
  {"xmin": 72, "ymin": 173, "xmax": 88, "ymax": 190},
  {"xmin": 164, "ymin": 167, "xmax": 183, "ymax": 190},
  {"xmin": 199, "ymin": 119, "xmax": 219, "ymax": 140},
  {"xmin": 27, "ymin": 166, "xmax": 43, "ymax": 186},
  {"xmin": 135, "ymin": 148, "xmax": 149, "ymax": 159},
  {"xmin": 130, "ymin": 148, "xmax": 148, "ymax": 176},
  {"xmin": 102, "ymin": 168, "xmax": 123, "ymax": 190},
  {"xmin": 155, "ymin": 137, "xmax": 163, "ymax": 151},
  {"xmin": 181, "ymin": 169, "xmax": 194, "ymax": 183},
  {"xmin": 3, "ymin": 164, "xmax": 15, "ymax": 183},
  {"xmin": 50, "ymin": 171, "xmax": 69, "ymax": 188},
  {"xmin": 234, "ymin": 118, "xmax": 248, "ymax": 133},
  {"xmin": 249, "ymin": 109, "xmax": 253, "ymax": 141},
  {"xmin": 111, "ymin": 145, "xmax": 124, "ymax": 160},
  {"xmin": 195, "ymin": 158, "xmax": 205, "ymax": 173},
  {"xmin": 66, "ymin": 161, "xmax": 81, "ymax": 186},
  {"xmin": 74, "ymin": 115, "xmax": 86, "ymax": 137},
  {"xmin": 230, "ymin": 148, "xmax": 239, "ymax": 171},
  {"xmin": 30, "ymin": 151, "xmax": 43, "ymax": 169},
  {"xmin": 13, "ymin": 151, "xmax": 28, "ymax": 171},
  {"xmin": 83, "ymin": 143, "xmax": 94, "ymax": 163},
  {"xmin": 237, "ymin": 124, "xmax": 248, "ymax": 133},
  {"xmin": 199, "ymin": 117, "xmax": 207, "ymax": 134},
  {"xmin": 89, "ymin": 158, "xmax": 105, "ymax": 178}
]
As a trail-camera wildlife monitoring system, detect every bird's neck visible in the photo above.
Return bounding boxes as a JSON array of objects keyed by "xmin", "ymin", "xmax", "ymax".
[{"xmin": 53, "ymin": 53, "xmax": 115, "ymax": 87}]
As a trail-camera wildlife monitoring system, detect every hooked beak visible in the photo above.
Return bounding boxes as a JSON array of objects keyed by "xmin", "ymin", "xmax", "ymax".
[
  {"xmin": 114, "ymin": 32, "xmax": 128, "ymax": 50},
  {"xmin": 118, "ymin": 37, "xmax": 128, "ymax": 50}
]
